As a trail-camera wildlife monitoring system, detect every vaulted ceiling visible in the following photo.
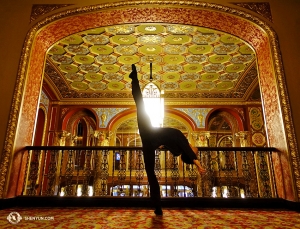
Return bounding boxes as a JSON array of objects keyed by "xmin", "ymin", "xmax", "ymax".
[{"xmin": 44, "ymin": 23, "xmax": 260, "ymax": 104}]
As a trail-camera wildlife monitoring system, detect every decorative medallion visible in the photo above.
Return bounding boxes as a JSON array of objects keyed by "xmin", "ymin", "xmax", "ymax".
[
  {"xmin": 79, "ymin": 64, "xmax": 100, "ymax": 73},
  {"xmin": 180, "ymin": 81, "xmax": 197, "ymax": 90},
  {"xmin": 101, "ymin": 65, "xmax": 120, "ymax": 73},
  {"xmin": 107, "ymin": 82, "xmax": 125, "ymax": 90},
  {"xmin": 85, "ymin": 73, "xmax": 102, "ymax": 82},
  {"xmin": 252, "ymin": 133, "xmax": 266, "ymax": 146},
  {"xmin": 186, "ymin": 55, "xmax": 207, "ymax": 63},
  {"xmin": 216, "ymin": 82, "xmax": 234, "ymax": 90},
  {"xmin": 184, "ymin": 64, "xmax": 203, "ymax": 73},
  {"xmin": 163, "ymin": 55, "xmax": 185, "ymax": 64},
  {"xmin": 232, "ymin": 55, "xmax": 254, "ymax": 64},
  {"xmin": 83, "ymin": 35, "xmax": 109, "ymax": 45},
  {"xmin": 209, "ymin": 55, "xmax": 231, "ymax": 64},
  {"xmin": 111, "ymin": 35, "xmax": 137, "ymax": 45},
  {"xmin": 166, "ymin": 25, "xmax": 194, "ymax": 34},
  {"xmin": 219, "ymin": 73, "xmax": 239, "ymax": 81},
  {"xmin": 137, "ymin": 24, "xmax": 164, "ymax": 34},
  {"xmin": 48, "ymin": 46, "xmax": 65, "ymax": 55},
  {"xmin": 189, "ymin": 45, "xmax": 212, "ymax": 54},
  {"xmin": 71, "ymin": 82, "xmax": 89, "ymax": 91},
  {"xmin": 73, "ymin": 55, "xmax": 94, "ymax": 65},
  {"xmin": 89, "ymin": 82, "xmax": 106, "ymax": 91},
  {"xmin": 220, "ymin": 35, "xmax": 240, "ymax": 44},
  {"xmin": 193, "ymin": 34, "xmax": 219, "ymax": 44},
  {"xmin": 249, "ymin": 107, "xmax": 264, "ymax": 130},
  {"xmin": 104, "ymin": 73, "xmax": 123, "ymax": 81},
  {"xmin": 59, "ymin": 64, "xmax": 78, "ymax": 73},
  {"xmin": 121, "ymin": 64, "xmax": 141, "ymax": 73},
  {"xmin": 161, "ymin": 82, "xmax": 179, "ymax": 90},
  {"xmin": 142, "ymin": 73, "xmax": 160, "ymax": 81},
  {"xmin": 51, "ymin": 55, "xmax": 73, "ymax": 64},
  {"xmin": 106, "ymin": 25, "xmax": 135, "ymax": 34},
  {"xmin": 225, "ymin": 64, "xmax": 245, "ymax": 73},
  {"xmin": 65, "ymin": 73, "xmax": 84, "ymax": 82},
  {"xmin": 163, "ymin": 64, "xmax": 183, "ymax": 72},
  {"xmin": 141, "ymin": 55, "xmax": 162, "ymax": 63},
  {"xmin": 201, "ymin": 73, "xmax": 220, "ymax": 82},
  {"xmin": 162, "ymin": 73, "xmax": 180, "ymax": 82},
  {"xmin": 181, "ymin": 73, "xmax": 200, "ymax": 81},
  {"xmin": 118, "ymin": 55, "xmax": 140, "ymax": 65},
  {"xmin": 115, "ymin": 45, "xmax": 138, "ymax": 55},
  {"xmin": 95, "ymin": 55, "xmax": 117, "ymax": 64},
  {"xmin": 203, "ymin": 64, "xmax": 224, "ymax": 72},
  {"xmin": 65, "ymin": 45, "xmax": 89, "ymax": 55},
  {"xmin": 165, "ymin": 35, "xmax": 191, "ymax": 44},
  {"xmin": 138, "ymin": 35, "xmax": 163, "ymax": 45},
  {"xmin": 214, "ymin": 44, "xmax": 239, "ymax": 54},
  {"xmin": 164, "ymin": 45, "xmax": 187, "ymax": 54},
  {"xmin": 90, "ymin": 45, "xmax": 113, "ymax": 55},
  {"xmin": 198, "ymin": 82, "xmax": 216, "ymax": 90},
  {"xmin": 239, "ymin": 45, "xmax": 254, "ymax": 54},
  {"xmin": 61, "ymin": 35, "xmax": 83, "ymax": 45}
]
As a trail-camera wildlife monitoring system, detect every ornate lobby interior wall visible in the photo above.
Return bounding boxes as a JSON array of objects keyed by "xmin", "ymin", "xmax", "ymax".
[{"xmin": 0, "ymin": 0, "xmax": 300, "ymax": 200}]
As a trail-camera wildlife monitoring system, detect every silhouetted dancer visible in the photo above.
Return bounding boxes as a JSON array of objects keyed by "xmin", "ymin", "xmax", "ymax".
[{"xmin": 129, "ymin": 64, "xmax": 206, "ymax": 215}]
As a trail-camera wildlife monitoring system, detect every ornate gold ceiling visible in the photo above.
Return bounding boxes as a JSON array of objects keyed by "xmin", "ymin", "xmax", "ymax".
[{"xmin": 45, "ymin": 23, "xmax": 260, "ymax": 103}]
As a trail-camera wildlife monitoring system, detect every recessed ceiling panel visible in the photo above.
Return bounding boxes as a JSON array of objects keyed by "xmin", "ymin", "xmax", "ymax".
[{"xmin": 46, "ymin": 23, "xmax": 257, "ymax": 101}]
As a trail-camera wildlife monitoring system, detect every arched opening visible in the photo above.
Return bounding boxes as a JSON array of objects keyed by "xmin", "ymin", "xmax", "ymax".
[{"xmin": 33, "ymin": 108, "xmax": 46, "ymax": 146}]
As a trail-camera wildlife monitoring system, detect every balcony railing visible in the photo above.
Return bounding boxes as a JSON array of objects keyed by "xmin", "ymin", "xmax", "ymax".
[{"xmin": 21, "ymin": 146, "xmax": 279, "ymax": 199}]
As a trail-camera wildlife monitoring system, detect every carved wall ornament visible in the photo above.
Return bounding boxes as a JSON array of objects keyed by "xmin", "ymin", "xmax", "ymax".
[
  {"xmin": 231, "ymin": 2, "xmax": 273, "ymax": 22},
  {"xmin": 235, "ymin": 131, "xmax": 250, "ymax": 147},
  {"xmin": 92, "ymin": 108, "xmax": 129, "ymax": 128},
  {"xmin": 30, "ymin": 4, "xmax": 74, "ymax": 22},
  {"xmin": 54, "ymin": 130, "xmax": 70, "ymax": 146},
  {"xmin": 39, "ymin": 91, "xmax": 49, "ymax": 112},
  {"xmin": 174, "ymin": 108, "xmax": 213, "ymax": 128}
]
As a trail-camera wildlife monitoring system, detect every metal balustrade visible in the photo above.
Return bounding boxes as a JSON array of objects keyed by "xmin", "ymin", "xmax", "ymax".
[{"xmin": 21, "ymin": 146, "xmax": 279, "ymax": 199}]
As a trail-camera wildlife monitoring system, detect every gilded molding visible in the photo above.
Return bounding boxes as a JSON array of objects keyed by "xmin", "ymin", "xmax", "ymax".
[
  {"xmin": 45, "ymin": 59, "xmax": 257, "ymax": 101},
  {"xmin": 39, "ymin": 106, "xmax": 48, "ymax": 146},
  {"xmin": 0, "ymin": 0, "xmax": 299, "ymax": 200},
  {"xmin": 30, "ymin": 4, "xmax": 74, "ymax": 22},
  {"xmin": 50, "ymin": 101, "xmax": 262, "ymax": 106},
  {"xmin": 231, "ymin": 2, "xmax": 273, "ymax": 22},
  {"xmin": 270, "ymin": 32, "xmax": 300, "ymax": 198},
  {"xmin": 0, "ymin": 25, "xmax": 38, "ymax": 197}
]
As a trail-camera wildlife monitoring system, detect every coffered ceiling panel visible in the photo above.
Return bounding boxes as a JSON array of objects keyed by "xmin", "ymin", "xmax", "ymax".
[{"xmin": 45, "ymin": 23, "xmax": 259, "ymax": 103}]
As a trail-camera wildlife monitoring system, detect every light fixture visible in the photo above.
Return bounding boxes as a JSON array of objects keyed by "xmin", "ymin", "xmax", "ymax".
[{"xmin": 142, "ymin": 61, "xmax": 164, "ymax": 127}]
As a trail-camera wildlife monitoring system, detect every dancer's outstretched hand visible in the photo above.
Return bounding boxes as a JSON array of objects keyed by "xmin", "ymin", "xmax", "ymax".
[{"xmin": 129, "ymin": 64, "xmax": 137, "ymax": 79}]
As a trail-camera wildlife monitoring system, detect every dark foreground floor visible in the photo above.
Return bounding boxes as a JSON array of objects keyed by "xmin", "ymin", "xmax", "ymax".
[{"xmin": 1, "ymin": 207, "xmax": 300, "ymax": 228}]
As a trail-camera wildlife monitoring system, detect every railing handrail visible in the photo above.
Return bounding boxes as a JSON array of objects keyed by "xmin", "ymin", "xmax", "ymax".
[
  {"xmin": 24, "ymin": 146, "xmax": 279, "ymax": 151},
  {"xmin": 21, "ymin": 145, "xmax": 279, "ymax": 198}
]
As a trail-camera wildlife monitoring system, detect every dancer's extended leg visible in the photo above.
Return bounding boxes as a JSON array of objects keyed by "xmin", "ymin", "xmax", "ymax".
[
  {"xmin": 143, "ymin": 143, "xmax": 162, "ymax": 215},
  {"xmin": 130, "ymin": 64, "xmax": 162, "ymax": 215}
]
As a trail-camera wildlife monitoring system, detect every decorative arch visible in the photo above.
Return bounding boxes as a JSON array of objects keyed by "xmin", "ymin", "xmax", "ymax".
[
  {"xmin": 33, "ymin": 106, "xmax": 47, "ymax": 146},
  {"xmin": 1, "ymin": 1, "xmax": 298, "ymax": 201},
  {"xmin": 207, "ymin": 108, "xmax": 245, "ymax": 132},
  {"xmin": 62, "ymin": 108, "xmax": 98, "ymax": 130}
]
